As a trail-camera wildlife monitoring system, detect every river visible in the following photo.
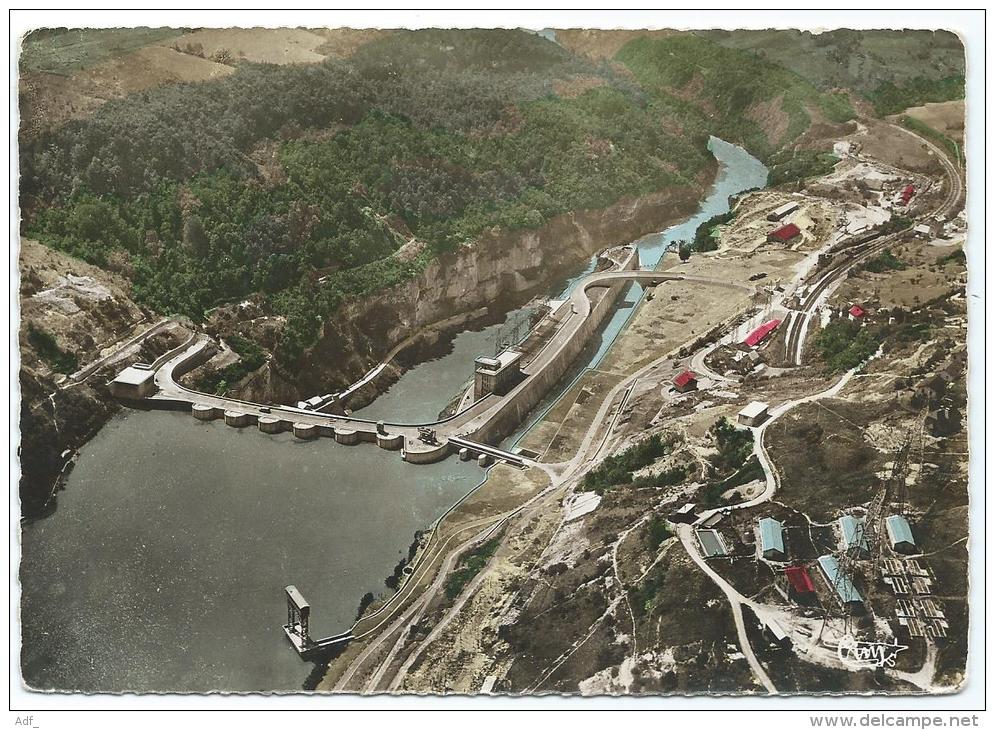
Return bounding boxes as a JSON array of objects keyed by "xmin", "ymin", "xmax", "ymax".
[{"xmin": 19, "ymin": 138, "xmax": 767, "ymax": 693}]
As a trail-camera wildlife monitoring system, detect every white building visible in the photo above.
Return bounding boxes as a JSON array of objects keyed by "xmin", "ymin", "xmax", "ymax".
[
  {"xmin": 108, "ymin": 364, "xmax": 157, "ymax": 399},
  {"xmin": 738, "ymin": 401, "xmax": 770, "ymax": 427}
]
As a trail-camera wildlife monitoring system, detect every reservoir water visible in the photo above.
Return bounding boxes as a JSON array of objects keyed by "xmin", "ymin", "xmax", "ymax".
[
  {"xmin": 20, "ymin": 410, "xmax": 481, "ymax": 692},
  {"xmin": 19, "ymin": 138, "xmax": 767, "ymax": 692}
]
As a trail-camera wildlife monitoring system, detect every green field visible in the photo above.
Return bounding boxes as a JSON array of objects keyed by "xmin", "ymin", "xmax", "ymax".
[{"xmin": 20, "ymin": 27, "xmax": 186, "ymax": 74}]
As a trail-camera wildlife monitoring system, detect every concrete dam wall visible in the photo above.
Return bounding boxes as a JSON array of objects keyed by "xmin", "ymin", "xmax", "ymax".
[{"xmin": 467, "ymin": 248, "xmax": 639, "ymax": 445}]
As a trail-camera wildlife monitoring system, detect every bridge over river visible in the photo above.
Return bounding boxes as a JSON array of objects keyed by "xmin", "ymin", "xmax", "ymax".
[{"xmin": 114, "ymin": 247, "xmax": 752, "ymax": 471}]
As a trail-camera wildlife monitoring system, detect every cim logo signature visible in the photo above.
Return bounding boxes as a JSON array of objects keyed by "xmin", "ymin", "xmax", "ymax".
[{"xmin": 837, "ymin": 636, "xmax": 909, "ymax": 669}]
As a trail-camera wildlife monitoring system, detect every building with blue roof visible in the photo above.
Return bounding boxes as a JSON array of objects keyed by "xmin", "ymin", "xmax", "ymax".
[
  {"xmin": 817, "ymin": 555, "xmax": 864, "ymax": 612},
  {"xmin": 885, "ymin": 515, "xmax": 916, "ymax": 554},
  {"xmin": 758, "ymin": 517, "xmax": 786, "ymax": 561},
  {"xmin": 839, "ymin": 515, "xmax": 870, "ymax": 558}
]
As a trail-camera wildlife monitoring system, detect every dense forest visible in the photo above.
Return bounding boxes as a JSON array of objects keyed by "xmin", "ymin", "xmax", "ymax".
[{"xmin": 21, "ymin": 28, "xmax": 960, "ymax": 367}]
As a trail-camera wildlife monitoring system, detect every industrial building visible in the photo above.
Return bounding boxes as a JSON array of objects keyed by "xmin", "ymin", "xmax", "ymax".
[
  {"xmin": 696, "ymin": 529, "xmax": 729, "ymax": 559},
  {"xmin": 672, "ymin": 370, "xmax": 698, "ymax": 393},
  {"xmin": 738, "ymin": 401, "xmax": 769, "ymax": 427},
  {"xmin": 839, "ymin": 515, "xmax": 871, "ymax": 558},
  {"xmin": 767, "ymin": 223, "xmax": 802, "ymax": 244},
  {"xmin": 109, "ymin": 364, "xmax": 157, "ymax": 399},
  {"xmin": 767, "ymin": 201, "xmax": 800, "ymax": 222},
  {"xmin": 743, "ymin": 319, "xmax": 780, "ymax": 348},
  {"xmin": 885, "ymin": 515, "xmax": 917, "ymax": 554},
  {"xmin": 817, "ymin": 554, "xmax": 864, "ymax": 613},
  {"xmin": 473, "ymin": 349, "xmax": 523, "ymax": 400},
  {"xmin": 758, "ymin": 517, "xmax": 786, "ymax": 561}
]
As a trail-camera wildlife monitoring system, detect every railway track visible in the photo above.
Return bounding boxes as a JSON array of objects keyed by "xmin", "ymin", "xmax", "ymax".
[{"xmin": 782, "ymin": 126, "xmax": 964, "ymax": 366}]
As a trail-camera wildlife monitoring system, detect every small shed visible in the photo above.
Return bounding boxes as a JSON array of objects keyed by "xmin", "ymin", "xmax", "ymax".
[
  {"xmin": 738, "ymin": 401, "xmax": 770, "ymax": 427},
  {"xmin": 885, "ymin": 515, "xmax": 917, "ymax": 554},
  {"xmin": 848, "ymin": 305, "xmax": 866, "ymax": 321},
  {"xmin": 767, "ymin": 223, "xmax": 802, "ymax": 244},
  {"xmin": 669, "ymin": 503, "xmax": 698, "ymax": 524},
  {"xmin": 673, "ymin": 370, "xmax": 698, "ymax": 393}
]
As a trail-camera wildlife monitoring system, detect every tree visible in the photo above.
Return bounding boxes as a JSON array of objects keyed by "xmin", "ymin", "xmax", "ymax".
[
  {"xmin": 182, "ymin": 214, "xmax": 210, "ymax": 258},
  {"xmin": 678, "ymin": 241, "xmax": 692, "ymax": 262}
]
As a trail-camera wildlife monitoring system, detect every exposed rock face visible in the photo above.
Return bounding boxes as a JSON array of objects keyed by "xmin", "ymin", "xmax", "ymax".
[
  {"xmin": 18, "ymin": 367, "xmax": 116, "ymax": 517},
  {"xmin": 281, "ymin": 172, "xmax": 715, "ymax": 403},
  {"xmin": 17, "ymin": 169, "xmax": 714, "ymax": 512}
]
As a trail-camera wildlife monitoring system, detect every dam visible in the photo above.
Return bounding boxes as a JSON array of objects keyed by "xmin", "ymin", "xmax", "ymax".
[
  {"xmin": 110, "ymin": 245, "xmax": 752, "ymax": 468},
  {"xmin": 22, "ymin": 138, "xmax": 770, "ymax": 691}
]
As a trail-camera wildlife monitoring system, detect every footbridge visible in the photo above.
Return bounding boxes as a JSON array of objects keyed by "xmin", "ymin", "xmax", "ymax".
[{"xmin": 115, "ymin": 248, "xmax": 752, "ymax": 467}]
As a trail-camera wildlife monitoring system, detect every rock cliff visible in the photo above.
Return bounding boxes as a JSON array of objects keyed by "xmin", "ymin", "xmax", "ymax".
[{"xmin": 274, "ymin": 168, "xmax": 716, "ymax": 405}]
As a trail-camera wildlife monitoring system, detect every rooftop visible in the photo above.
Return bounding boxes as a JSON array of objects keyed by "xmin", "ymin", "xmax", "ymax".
[
  {"xmin": 739, "ymin": 401, "xmax": 770, "ymax": 419},
  {"xmin": 475, "ymin": 349, "xmax": 522, "ymax": 373},
  {"xmin": 818, "ymin": 554, "xmax": 863, "ymax": 604},
  {"xmin": 839, "ymin": 515, "xmax": 870, "ymax": 553},
  {"xmin": 673, "ymin": 370, "xmax": 697, "ymax": 388},
  {"xmin": 886, "ymin": 515, "xmax": 916, "ymax": 547},
  {"xmin": 285, "ymin": 584, "xmax": 309, "ymax": 611},
  {"xmin": 771, "ymin": 201, "xmax": 799, "ymax": 215},
  {"xmin": 744, "ymin": 319, "xmax": 781, "ymax": 347},
  {"xmin": 769, "ymin": 223, "xmax": 801, "ymax": 242},
  {"xmin": 784, "ymin": 565, "xmax": 815, "ymax": 593},
  {"xmin": 759, "ymin": 517, "xmax": 785, "ymax": 556},
  {"xmin": 111, "ymin": 365, "xmax": 156, "ymax": 386}
]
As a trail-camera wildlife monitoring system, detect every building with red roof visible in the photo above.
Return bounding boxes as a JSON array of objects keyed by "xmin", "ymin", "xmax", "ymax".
[
  {"xmin": 784, "ymin": 565, "xmax": 815, "ymax": 594},
  {"xmin": 767, "ymin": 223, "xmax": 801, "ymax": 244},
  {"xmin": 899, "ymin": 184, "xmax": 915, "ymax": 205},
  {"xmin": 744, "ymin": 319, "xmax": 781, "ymax": 347},
  {"xmin": 848, "ymin": 304, "xmax": 866, "ymax": 320},
  {"xmin": 673, "ymin": 370, "xmax": 698, "ymax": 393}
]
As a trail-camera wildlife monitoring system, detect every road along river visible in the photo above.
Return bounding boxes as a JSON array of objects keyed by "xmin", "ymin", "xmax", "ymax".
[{"xmin": 19, "ymin": 138, "xmax": 767, "ymax": 692}]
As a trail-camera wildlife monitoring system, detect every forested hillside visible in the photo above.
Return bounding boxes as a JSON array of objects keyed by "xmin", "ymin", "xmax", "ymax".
[
  {"xmin": 20, "ymin": 28, "xmax": 917, "ymax": 368},
  {"xmin": 614, "ymin": 35, "xmax": 855, "ymax": 158},
  {"xmin": 699, "ymin": 29, "xmax": 965, "ymax": 116}
]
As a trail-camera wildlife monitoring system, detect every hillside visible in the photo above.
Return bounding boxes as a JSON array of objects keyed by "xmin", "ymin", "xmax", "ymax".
[
  {"xmin": 613, "ymin": 34, "xmax": 855, "ymax": 158},
  {"xmin": 21, "ymin": 29, "xmax": 718, "ymax": 368},
  {"xmin": 18, "ymin": 27, "xmax": 960, "ymax": 393},
  {"xmin": 699, "ymin": 29, "xmax": 965, "ymax": 115}
]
